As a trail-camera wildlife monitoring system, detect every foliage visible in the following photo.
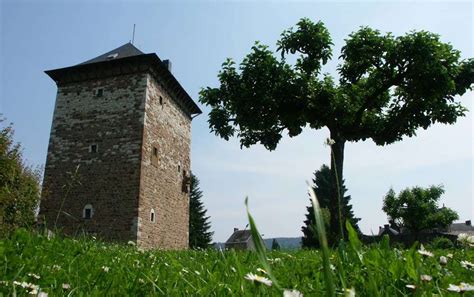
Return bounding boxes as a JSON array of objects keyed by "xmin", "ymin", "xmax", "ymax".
[
  {"xmin": 382, "ymin": 185, "xmax": 459, "ymax": 234},
  {"xmin": 430, "ymin": 237, "xmax": 455, "ymax": 250},
  {"xmin": 302, "ymin": 165, "xmax": 360, "ymax": 247},
  {"xmin": 271, "ymin": 239, "xmax": 280, "ymax": 250},
  {"xmin": 200, "ymin": 18, "xmax": 473, "ymax": 241},
  {"xmin": 0, "ymin": 118, "xmax": 41, "ymax": 236},
  {"xmin": 1, "ymin": 228, "xmax": 473, "ymax": 296},
  {"xmin": 189, "ymin": 173, "xmax": 213, "ymax": 249}
]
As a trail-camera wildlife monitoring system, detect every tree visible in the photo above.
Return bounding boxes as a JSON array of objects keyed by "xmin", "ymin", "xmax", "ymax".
[
  {"xmin": 0, "ymin": 118, "xmax": 41, "ymax": 236},
  {"xmin": 382, "ymin": 185, "xmax": 458, "ymax": 235},
  {"xmin": 189, "ymin": 173, "xmax": 213, "ymax": 249},
  {"xmin": 271, "ymin": 238, "xmax": 281, "ymax": 250},
  {"xmin": 200, "ymin": 18, "xmax": 473, "ymax": 241},
  {"xmin": 302, "ymin": 165, "xmax": 360, "ymax": 247}
]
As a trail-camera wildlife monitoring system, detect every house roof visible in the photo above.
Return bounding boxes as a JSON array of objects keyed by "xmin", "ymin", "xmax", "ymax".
[
  {"xmin": 80, "ymin": 43, "xmax": 145, "ymax": 65},
  {"xmin": 45, "ymin": 43, "xmax": 201, "ymax": 116},
  {"xmin": 448, "ymin": 222, "xmax": 474, "ymax": 233},
  {"xmin": 225, "ymin": 230, "xmax": 252, "ymax": 244}
]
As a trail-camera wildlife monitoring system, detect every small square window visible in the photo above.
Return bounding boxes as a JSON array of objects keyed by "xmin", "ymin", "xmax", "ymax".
[
  {"xmin": 96, "ymin": 88, "xmax": 104, "ymax": 97},
  {"xmin": 90, "ymin": 144, "xmax": 98, "ymax": 153}
]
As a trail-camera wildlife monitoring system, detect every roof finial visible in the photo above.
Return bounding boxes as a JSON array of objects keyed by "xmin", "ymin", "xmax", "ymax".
[{"xmin": 131, "ymin": 24, "xmax": 136, "ymax": 45}]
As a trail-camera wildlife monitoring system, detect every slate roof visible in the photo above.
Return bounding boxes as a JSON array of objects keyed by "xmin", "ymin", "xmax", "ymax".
[
  {"xmin": 45, "ymin": 43, "xmax": 201, "ymax": 116},
  {"xmin": 226, "ymin": 230, "xmax": 252, "ymax": 243},
  {"xmin": 80, "ymin": 43, "xmax": 145, "ymax": 65}
]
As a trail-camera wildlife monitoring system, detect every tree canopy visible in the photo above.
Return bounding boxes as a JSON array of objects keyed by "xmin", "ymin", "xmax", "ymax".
[
  {"xmin": 0, "ymin": 118, "xmax": 41, "ymax": 236},
  {"xmin": 200, "ymin": 18, "xmax": 473, "ymax": 241},
  {"xmin": 189, "ymin": 173, "xmax": 213, "ymax": 249},
  {"xmin": 382, "ymin": 185, "xmax": 458, "ymax": 234},
  {"xmin": 302, "ymin": 165, "xmax": 360, "ymax": 247}
]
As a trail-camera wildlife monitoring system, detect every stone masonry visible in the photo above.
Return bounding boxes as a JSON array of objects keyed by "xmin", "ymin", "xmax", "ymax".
[{"xmin": 39, "ymin": 43, "xmax": 201, "ymax": 249}]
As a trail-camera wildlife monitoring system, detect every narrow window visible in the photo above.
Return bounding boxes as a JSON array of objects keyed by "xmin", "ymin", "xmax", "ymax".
[
  {"xmin": 159, "ymin": 96, "xmax": 163, "ymax": 105},
  {"xmin": 150, "ymin": 209, "xmax": 155, "ymax": 223},
  {"xmin": 83, "ymin": 204, "xmax": 94, "ymax": 219},
  {"xmin": 96, "ymin": 88, "xmax": 104, "ymax": 97},
  {"xmin": 89, "ymin": 144, "xmax": 98, "ymax": 153},
  {"xmin": 151, "ymin": 145, "xmax": 159, "ymax": 166}
]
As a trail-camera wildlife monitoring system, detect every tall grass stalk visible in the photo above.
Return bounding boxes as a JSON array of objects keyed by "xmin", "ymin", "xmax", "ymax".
[
  {"xmin": 245, "ymin": 197, "xmax": 281, "ymax": 290},
  {"xmin": 307, "ymin": 182, "xmax": 336, "ymax": 297}
]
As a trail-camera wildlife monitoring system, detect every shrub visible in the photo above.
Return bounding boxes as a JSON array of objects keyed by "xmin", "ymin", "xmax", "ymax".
[
  {"xmin": 430, "ymin": 237, "xmax": 454, "ymax": 249},
  {"xmin": 0, "ymin": 118, "xmax": 41, "ymax": 236}
]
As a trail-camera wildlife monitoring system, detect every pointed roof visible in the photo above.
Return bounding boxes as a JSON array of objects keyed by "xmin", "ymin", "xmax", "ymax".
[
  {"xmin": 45, "ymin": 43, "xmax": 201, "ymax": 116},
  {"xmin": 225, "ymin": 230, "xmax": 253, "ymax": 244},
  {"xmin": 80, "ymin": 43, "xmax": 144, "ymax": 65}
]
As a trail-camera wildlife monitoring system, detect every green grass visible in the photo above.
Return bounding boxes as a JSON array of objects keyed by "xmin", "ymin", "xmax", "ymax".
[{"xmin": 1, "ymin": 229, "xmax": 473, "ymax": 296}]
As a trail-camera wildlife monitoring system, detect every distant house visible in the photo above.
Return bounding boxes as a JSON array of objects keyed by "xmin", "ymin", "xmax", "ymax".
[
  {"xmin": 445, "ymin": 220, "xmax": 474, "ymax": 236},
  {"xmin": 378, "ymin": 224, "xmax": 400, "ymax": 236},
  {"xmin": 225, "ymin": 228, "xmax": 255, "ymax": 250}
]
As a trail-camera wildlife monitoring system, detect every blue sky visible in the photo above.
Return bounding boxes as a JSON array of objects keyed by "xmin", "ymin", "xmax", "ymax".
[{"xmin": 1, "ymin": 1, "xmax": 472, "ymax": 242}]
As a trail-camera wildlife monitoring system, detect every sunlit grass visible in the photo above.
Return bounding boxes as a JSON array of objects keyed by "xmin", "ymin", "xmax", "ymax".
[{"xmin": 1, "ymin": 228, "xmax": 473, "ymax": 296}]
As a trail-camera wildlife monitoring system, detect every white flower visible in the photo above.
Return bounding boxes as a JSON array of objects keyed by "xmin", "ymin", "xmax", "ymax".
[
  {"xmin": 447, "ymin": 283, "xmax": 474, "ymax": 293},
  {"xmin": 257, "ymin": 268, "xmax": 267, "ymax": 274},
  {"xmin": 418, "ymin": 245, "xmax": 434, "ymax": 257},
  {"xmin": 62, "ymin": 283, "xmax": 71, "ymax": 290},
  {"xmin": 345, "ymin": 287, "xmax": 356, "ymax": 297},
  {"xmin": 138, "ymin": 278, "xmax": 145, "ymax": 284},
  {"xmin": 268, "ymin": 257, "xmax": 282, "ymax": 264},
  {"xmin": 406, "ymin": 284, "xmax": 416, "ymax": 290},
  {"xmin": 27, "ymin": 273, "xmax": 40, "ymax": 280},
  {"xmin": 101, "ymin": 266, "xmax": 110, "ymax": 272},
  {"xmin": 244, "ymin": 273, "xmax": 272, "ymax": 286},
  {"xmin": 230, "ymin": 266, "xmax": 237, "ymax": 273},
  {"xmin": 420, "ymin": 275, "xmax": 432, "ymax": 282},
  {"xmin": 439, "ymin": 256, "xmax": 448, "ymax": 266},
  {"xmin": 447, "ymin": 253, "xmax": 453, "ymax": 258},
  {"xmin": 457, "ymin": 233, "xmax": 474, "ymax": 247},
  {"xmin": 284, "ymin": 289, "xmax": 303, "ymax": 297},
  {"xmin": 325, "ymin": 138, "xmax": 336, "ymax": 146},
  {"xmin": 127, "ymin": 240, "xmax": 136, "ymax": 246},
  {"xmin": 460, "ymin": 260, "xmax": 474, "ymax": 269},
  {"xmin": 38, "ymin": 292, "xmax": 48, "ymax": 297}
]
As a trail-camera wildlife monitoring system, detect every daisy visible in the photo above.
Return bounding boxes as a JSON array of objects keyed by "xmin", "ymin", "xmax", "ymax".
[
  {"xmin": 417, "ymin": 245, "xmax": 434, "ymax": 257},
  {"xmin": 283, "ymin": 289, "xmax": 303, "ymax": 297},
  {"xmin": 447, "ymin": 283, "xmax": 474, "ymax": 293},
  {"xmin": 420, "ymin": 275, "xmax": 432, "ymax": 282},
  {"xmin": 406, "ymin": 284, "xmax": 416, "ymax": 290},
  {"xmin": 256, "ymin": 268, "xmax": 267, "ymax": 274},
  {"xmin": 62, "ymin": 283, "xmax": 71, "ymax": 290},
  {"xmin": 27, "ymin": 273, "xmax": 40, "ymax": 280},
  {"xmin": 101, "ymin": 266, "xmax": 110, "ymax": 273},
  {"xmin": 439, "ymin": 256, "xmax": 448, "ymax": 266},
  {"xmin": 460, "ymin": 260, "xmax": 474, "ymax": 269},
  {"xmin": 244, "ymin": 273, "xmax": 272, "ymax": 286}
]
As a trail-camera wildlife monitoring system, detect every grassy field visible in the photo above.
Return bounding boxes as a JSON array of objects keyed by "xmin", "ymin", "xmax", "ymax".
[{"xmin": 1, "ymin": 229, "xmax": 473, "ymax": 296}]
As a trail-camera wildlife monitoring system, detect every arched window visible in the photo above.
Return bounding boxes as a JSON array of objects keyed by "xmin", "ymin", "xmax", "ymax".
[
  {"xmin": 150, "ymin": 209, "xmax": 155, "ymax": 223},
  {"xmin": 83, "ymin": 204, "xmax": 94, "ymax": 219}
]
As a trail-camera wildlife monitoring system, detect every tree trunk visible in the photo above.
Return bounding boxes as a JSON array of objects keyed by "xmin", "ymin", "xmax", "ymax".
[{"xmin": 329, "ymin": 130, "xmax": 346, "ymax": 242}]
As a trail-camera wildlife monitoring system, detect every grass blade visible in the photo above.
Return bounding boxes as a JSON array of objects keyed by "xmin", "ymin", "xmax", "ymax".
[{"xmin": 307, "ymin": 182, "xmax": 335, "ymax": 297}]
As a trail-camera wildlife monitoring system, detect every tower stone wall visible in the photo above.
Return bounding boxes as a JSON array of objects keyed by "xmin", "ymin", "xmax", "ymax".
[
  {"xmin": 40, "ymin": 73, "xmax": 147, "ymax": 241},
  {"xmin": 137, "ymin": 74, "xmax": 191, "ymax": 249}
]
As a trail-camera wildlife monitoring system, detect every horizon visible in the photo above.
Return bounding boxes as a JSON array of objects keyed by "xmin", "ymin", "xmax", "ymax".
[{"xmin": 1, "ymin": 1, "xmax": 472, "ymax": 242}]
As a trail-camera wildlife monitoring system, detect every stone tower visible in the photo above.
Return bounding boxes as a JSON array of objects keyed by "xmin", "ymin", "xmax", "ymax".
[{"xmin": 39, "ymin": 43, "xmax": 201, "ymax": 249}]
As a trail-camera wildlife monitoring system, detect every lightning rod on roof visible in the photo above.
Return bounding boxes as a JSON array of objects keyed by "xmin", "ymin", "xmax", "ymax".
[{"xmin": 131, "ymin": 24, "xmax": 136, "ymax": 44}]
